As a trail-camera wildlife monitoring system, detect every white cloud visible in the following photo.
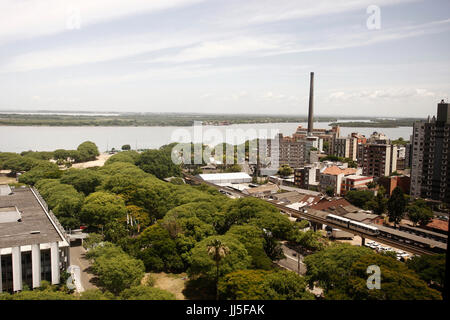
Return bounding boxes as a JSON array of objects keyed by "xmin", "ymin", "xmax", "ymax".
[
  {"xmin": 211, "ymin": 0, "xmax": 420, "ymax": 27},
  {"xmin": 0, "ymin": 0, "xmax": 204, "ymax": 44},
  {"xmin": 0, "ymin": 31, "xmax": 210, "ymax": 73},
  {"xmin": 148, "ymin": 35, "xmax": 293, "ymax": 63},
  {"xmin": 329, "ymin": 88, "xmax": 441, "ymax": 101}
]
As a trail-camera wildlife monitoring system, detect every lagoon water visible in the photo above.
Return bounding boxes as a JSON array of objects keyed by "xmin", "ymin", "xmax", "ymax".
[{"xmin": 0, "ymin": 122, "xmax": 413, "ymax": 153}]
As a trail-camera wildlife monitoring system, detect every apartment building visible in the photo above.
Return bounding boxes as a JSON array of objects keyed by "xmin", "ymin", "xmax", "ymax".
[
  {"xmin": 359, "ymin": 143, "xmax": 398, "ymax": 177},
  {"xmin": 410, "ymin": 100, "xmax": 450, "ymax": 203}
]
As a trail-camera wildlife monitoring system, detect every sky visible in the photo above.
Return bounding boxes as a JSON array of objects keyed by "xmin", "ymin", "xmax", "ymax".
[{"xmin": 0, "ymin": 0, "xmax": 449, "ymax": 117}]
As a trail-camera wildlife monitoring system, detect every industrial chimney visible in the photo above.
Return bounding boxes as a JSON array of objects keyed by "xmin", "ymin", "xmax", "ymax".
[{"xmin": 307, "ymin": 72, "xmax": 314, "ymax": 135}]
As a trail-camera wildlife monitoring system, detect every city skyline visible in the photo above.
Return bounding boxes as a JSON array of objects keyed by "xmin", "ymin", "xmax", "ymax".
[{"xmin": 0, "ymin": 0, "xmax": 449, "ymax": 117}]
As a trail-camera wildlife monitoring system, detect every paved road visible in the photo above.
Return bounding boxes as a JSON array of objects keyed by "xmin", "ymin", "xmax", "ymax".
[
  {"xmin": 69, "ymin": 245, "xmax": 97, "ymax": 292},
  {"xmin": 277, "ymin": 245, "xmax": 307, "ymax": 275}
]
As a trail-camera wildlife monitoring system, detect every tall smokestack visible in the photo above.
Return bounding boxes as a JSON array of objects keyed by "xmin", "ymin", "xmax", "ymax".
[{"xmin": 307, "ymin": 72, "xmax": 314, "ymax": 134}]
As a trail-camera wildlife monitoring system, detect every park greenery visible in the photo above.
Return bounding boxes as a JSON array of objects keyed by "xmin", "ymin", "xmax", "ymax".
[{"xmin": 0, "ymin": 141, "xmax": 444, "ymax": 300}]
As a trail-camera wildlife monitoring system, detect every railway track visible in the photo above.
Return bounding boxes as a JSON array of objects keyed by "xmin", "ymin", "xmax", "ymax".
[{"xmin": 183, "ymin": 173, "xmax": 438, "ymax": 256}]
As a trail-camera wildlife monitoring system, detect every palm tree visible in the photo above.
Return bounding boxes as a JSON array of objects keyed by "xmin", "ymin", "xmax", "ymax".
[{"xmin": 207, "ymin": 238, "xmax": 230, "ymax": 300}]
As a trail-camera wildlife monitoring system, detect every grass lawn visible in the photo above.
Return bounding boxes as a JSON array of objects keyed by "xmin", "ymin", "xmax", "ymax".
[{"xmin": 143, "ymin": 272, "xmax": 188, "ymax": 300}]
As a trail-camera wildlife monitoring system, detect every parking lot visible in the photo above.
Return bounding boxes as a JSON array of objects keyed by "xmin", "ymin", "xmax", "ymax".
[{"xmin": 364, "ymin": 240, "xmax": 413, "ymax": 261}]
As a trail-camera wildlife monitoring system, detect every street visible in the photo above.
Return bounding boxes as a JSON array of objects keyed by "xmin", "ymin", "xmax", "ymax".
[{"xmin": 277, "ymin": 244, "xmax": 307, "ymax": 275}]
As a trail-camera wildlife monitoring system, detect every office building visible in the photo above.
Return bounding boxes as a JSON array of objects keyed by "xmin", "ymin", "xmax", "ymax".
[{"xmin": 0, "ymin": 186, "xmax": 70, "ymax": 293}]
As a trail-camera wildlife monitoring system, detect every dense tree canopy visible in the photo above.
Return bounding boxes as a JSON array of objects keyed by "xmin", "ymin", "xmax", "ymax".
[
  {"xmin": 218, "ymin": 269, "xmax": 314, "ymax": 300},
  {"xmin": 335, "ymin": 254, "xmax": 442, "ymax": 300},
  {"xmin": 137, "ymin": 148, "xmax": 181, "ymax": 179},
  {"xmin": 80, "ymin": 191, "xmax": 127, "ymax": 229},
  {"xmin": 60, "ymin": 168, "xmax": 102, "ymax": 195},
  {"xmin": 88, "ymin": 243, "xmax": 145, "ymax": 295},
  {"xmin": 406, "ymin": 254, "xmax": 446, "ymax": 292},
  {"xmin": 35, "ymin": 179, "xmax": 84, "ymax": 229}
]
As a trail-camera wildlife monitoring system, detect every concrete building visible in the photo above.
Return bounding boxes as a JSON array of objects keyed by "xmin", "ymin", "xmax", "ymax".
[
  {"xmin": 340, "ymin": 175, "xmax": 374, "ymax": 195},
  {"xmin": 332, "ymin": 137, "xmax": 357, "ymax": 161},
  {"xmin": 294, "ymin": 163, "xmax": 320, "ymax": 189},
  {"xmin": 359, "ymin": 143, "xmax": 397, "ymax": 177},
  {"xmin": 410, "ymin": 100, "xmax": 450, "ymax": 203},
  {"xmin": 368, "ymin": 132, "xmax": 390, "ymax": 144},
  {"xmin": 319, "ymin": 166, "xmax": 359, "ymax": 195},
  {"xmin": 266, "ymin": 133, "xmax": 306, "ymax": 169},
  {"xmin": 0, "ymin": 186, "xmax": 70, "ymax": 293}
]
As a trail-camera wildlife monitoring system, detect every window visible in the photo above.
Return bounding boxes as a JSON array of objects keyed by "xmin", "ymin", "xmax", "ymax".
[{"xmin": 1, "ymin": 254, "xmax": 13, "ymax": 293}]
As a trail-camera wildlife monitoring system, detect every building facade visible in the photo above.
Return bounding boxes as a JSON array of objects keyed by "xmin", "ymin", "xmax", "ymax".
[
  {"xmin": 410, "ymin": 100, "xmax": 450, "ymax": 203},
  {"xmin": 359, "ymin": 143, "xmax": 397, "ymax": 177}
]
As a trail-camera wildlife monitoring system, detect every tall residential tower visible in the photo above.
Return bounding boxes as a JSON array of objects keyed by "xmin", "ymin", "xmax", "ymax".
[{"xmin": 410, "ymin": 100, "xmax": 450, "ymax": 203}]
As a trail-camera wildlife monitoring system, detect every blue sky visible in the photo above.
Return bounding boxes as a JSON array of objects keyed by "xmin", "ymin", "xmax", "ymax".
[{"xmin": 0, "ymin": 0, "xmax": 449, "ymax": 117}]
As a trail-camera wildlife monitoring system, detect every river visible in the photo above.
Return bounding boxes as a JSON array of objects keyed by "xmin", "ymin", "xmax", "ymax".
[{"xmin": 0, "ymin": 122, "xmax": 413, "ymax": 153}]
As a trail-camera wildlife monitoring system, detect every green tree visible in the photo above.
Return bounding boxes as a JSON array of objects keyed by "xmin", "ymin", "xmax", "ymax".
[
  {"xmin": 89, "ymin": 244, "xmax": 145, "ymax": 295},
  {"xmin": 104, "ymin": 150, "xmax": 140, "ymax": 165},
  {"xmin": 278, "ymin": 165, "xmax": 293, "ymax": 177},
  {"xmin": 121, "ymin": 144, "xmax": 131, "ymax": 151},
  {"xmin": 367, "ymin": 186, "xmax": 387, "ymax": 215},
  {"xmin": 341, "ymin": 254, "xmax": 442, "ymax": 300},
  {"xmin": 406, "ymin": 254, "xmax": 446, "ymax": 292},
  {"xmin": 407, "ymin": 200, "xmax": 433, "ymax": 226},
  {"xmin": 218, "ymin": 269, "xmax": 314, "ymax": 300},
  {"xmin": 387, "ymin": 187, "xmax": 407, "ymax": 228},
  {"xmin": 344, "ymin": 190, "xmax": 374, "ymax": 209},
  {"xmin": 77, "ymin": 141, "xmax": 100, "ymax": 162},
  {"xmin": 35, "ymin": 179, "xmax": 84, "ymax": 229},
  {"xmin": 80, "ymin": 191, "xmax": 127, "ymax": 230},
  {"xmin": 225, "ymin": 225, "xmax": 272, "ymax": 269},
  {"xmin": 304, "ymin": 243, "xmax": 373, "ymax": 292},
  {"xmin": 137, "ymin": 148, "xmax": 181, "ymax": 179},
  {"xmin": 18, "ymin": 162, "xmax": 61, "ymax": 185},
  {"xmin": 136, "ymin": 224, "xmax": 184, "ymax": 273},
  {"xmin": 60, "ymin": 168, "xmax": 102, "ymax": 195},
  {"xmin": 187, "ymin": 235, "xmax": 251, "ymax": 282},
  {"xmin": 207, "ymin": 238, "xmax": 231, "ymax": 300}
]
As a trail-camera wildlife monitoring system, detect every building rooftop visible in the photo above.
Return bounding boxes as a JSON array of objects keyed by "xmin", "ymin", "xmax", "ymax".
[
  {"xmin": 370, "ymin": 223, "xmax": 447, "ymax": 250},
  {"xmin": 0, "ymin": 184, "xmax": 13, "ymax": 196},
  {"xmin": 243, "ymin": 183, "xmax": 280, "ymax": 195},
  {"xmin": 0, "ymin": 206, "xmax": 21, "ymax": 224},
  {"xmin": 322, "ymin": 166, "xmax": 357, "ymax": 176},
  {"xmin": 0, "ymin": 187, "xmax": 68, "ymax": 249},
  {"xmin": 310, "ymin": 198, "xmax": 355, "ymax": 212},
  {"xmin": 343, "ymin": 212, "xmax": 380, "ymax": 223},
  {"xmin": 198, "ymin": 172, "xmax": 252, "ymax": 181}
]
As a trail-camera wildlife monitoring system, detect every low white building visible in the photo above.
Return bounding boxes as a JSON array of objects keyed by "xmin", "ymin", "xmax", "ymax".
[
  {"xmin": 196, "ymin": 172, "xmax": 252, "ymax": 185},
  {"xmin": 0, "ymin": 186, "xmax": 70, "ymax": 293}
]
